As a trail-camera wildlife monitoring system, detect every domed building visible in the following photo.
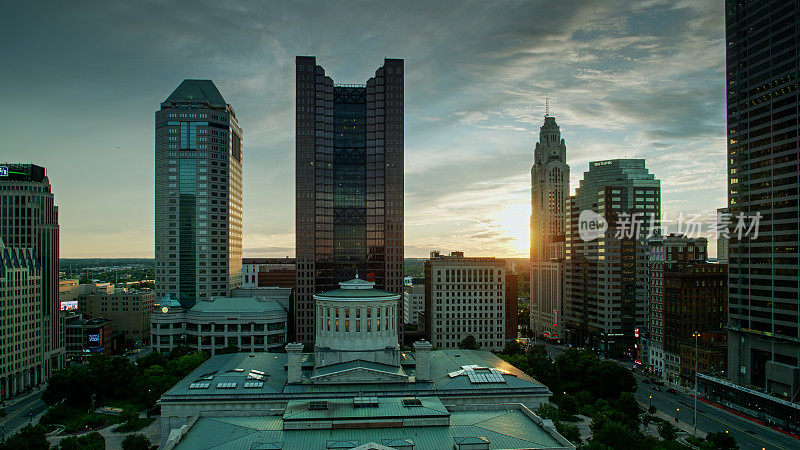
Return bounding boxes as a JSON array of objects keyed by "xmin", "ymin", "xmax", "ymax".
[{"xmin": 312, "ymin": 277, "xmax": 403, "ymax": 372}]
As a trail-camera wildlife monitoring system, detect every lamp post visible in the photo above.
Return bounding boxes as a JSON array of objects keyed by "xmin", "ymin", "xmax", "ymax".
[
  {"xmin": 692, "ymin": 331, "xmax": 700, "ymax": 434},
  {"xmin": 676, "ymin": 408, "xmax": 680, "ymax": 423}
]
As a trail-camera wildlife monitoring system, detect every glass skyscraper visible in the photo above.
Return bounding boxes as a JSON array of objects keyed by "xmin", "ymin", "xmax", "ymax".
[
  {"xmin": 564, "ymin": 159, "xmax": 661, "ymax": 356},
  {"xmin": 295, "ymin": 57, "xmax": 404, "ymax": 344},
  {"xmin": 155, "ymin": 80, "xmax": 243, "ymax": 308},
  {"xmin": 726, "ymin": 0, "xmax": 800, "ymax": 395}
]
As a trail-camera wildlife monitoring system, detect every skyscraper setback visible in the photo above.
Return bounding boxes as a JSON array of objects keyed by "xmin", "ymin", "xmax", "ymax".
[
  {"xmin": 725, "ymin": 0, "xmax": 800, "ymax": 396},
  {"xmin": 0, "ymin": 164, "xmax": 64, "ymax": 398},
  {"xmin": 295, "ymin": 57, "xmax": 404, "ymax": 344},
  {"xmin": 155, "ymin": 80, "xmax": 243, "ymax": 308},
  {"xmin": 530, "ymin": 114, "xmax": 569, "ymax": 341}
]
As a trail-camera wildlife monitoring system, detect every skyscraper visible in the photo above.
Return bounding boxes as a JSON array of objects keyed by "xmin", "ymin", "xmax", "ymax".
[
  {"xmin": 295, "ymin": 57, "xmax": 404, "ymax": 344},
  {"xmin": 155, "ymin": 80, "xmax": 243, "ymax": 308},
  {"xmin": 564, "ymin": 159, "xmax": 660, "ymax": 356},
  {"xmin": 530, "ymin": 114, "xmax": 569, "ymax": 341},
  {"xmin": 725, "ymin": 0, "xmax": 800, "ymax": 395},
  {"xmin": 0, "ymin": 163, "xmax": 63, "ymax": 398}
]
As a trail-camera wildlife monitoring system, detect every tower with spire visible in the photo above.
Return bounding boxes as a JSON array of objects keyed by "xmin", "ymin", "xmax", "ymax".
[{"xmin": 530, "ymin": 109, "xmax": 569, "ymax": 341}]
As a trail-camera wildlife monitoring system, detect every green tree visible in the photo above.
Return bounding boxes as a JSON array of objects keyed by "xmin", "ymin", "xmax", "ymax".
[
  {"xmin": 555, "ymin": 421, "xmax": 581, "ymax": 445},
  {"xmin": 121, "ymin": 434, "xmax": 152, "ymax": 450},
  {"xmin": 0, "ymin": 424, "xmax": 49, "ymax": 450},
  {"xmin": 459, "ymin": 335, "xmax": 480, "ymax": 350},
  {"xmin": 648, "ymin": 405, "xmax": 657, "ymax": 415},
  {"xmin": 502, "ymin": 340, "xmax": 524, "ymax": 355},
  {"xmin": 588, "ymin": 415, "xmax": 644, "ymax": 450},
  {"xmin": 558, "ymin": 394, "xmax": 578, "ymax": 416},
  {"xmin": 704, "ymin": 431, "xmax": 738, "ymax": 450},
  {"xmin": 57, "ymin": 432, "xmax": 105, "ymax": 450},
  {"xmin": 657, "ymin": 421, "xmax": 678, "ymax": 441},
  {"xmin": 0, "ymin": 408, "xmax": 6, "ymax": 418}
]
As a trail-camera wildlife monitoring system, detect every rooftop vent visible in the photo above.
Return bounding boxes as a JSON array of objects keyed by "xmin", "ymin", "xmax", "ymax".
[
  {"xmin": 353, "ymin": 396, "xmax": 379, "ymax": 408},
  {"xmin": 402, "ymin": 397, "xmax": 423, "ymax": 407},
  {"xmin": 309, "ymin": 400, "xmax": 328, "ymax": 410}
]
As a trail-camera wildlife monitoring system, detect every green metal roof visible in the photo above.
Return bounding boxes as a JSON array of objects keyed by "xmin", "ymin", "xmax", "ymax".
[
  {"xmin": 163, "ymin": 79, "xmax": 227, "ymax": 107},
  {"xmin": 190, "ymin": 297, "xmax": 286, "ymax": 314},
  {"xmin": 312, "ymin": 360, "xmax": 407, "ymax": 378},
  {"xmin": 283, "ymin": 397, "xmax": 448, "ymax": 421},
  {"xmin": 171, "ymin": 409, "xmax": 566, "ymax": 450}
]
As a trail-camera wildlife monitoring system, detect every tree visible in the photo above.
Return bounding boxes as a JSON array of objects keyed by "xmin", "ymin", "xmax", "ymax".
[
  {"xmin": 657, "ymin": 421, "xmax": 678, "ymax": 441},
  {"xmin": 558, "ymin": 394, "xmax": 578, "ymax": 416},
  {"xmin": 502, "ymin": 340, "xmax": 524, "ymax": 355},
  {"xmin": 58, "ymin": 432, "xmax": 105, "ymax": 450},
  {"xmin": 648, "ymin": 405, "xmax": 657, "ymax": 415},
  {"xmin": 121, "ymin": 434, "xmax": 152, "ymax": 450},
  {"xmin": 555, "ymin": 421, "xmax": 581, "ymax": 445},
  {"xmin": 0, "ymin": 408, "xmax": 6, "ymax": 419},
  {"xmin": 588, "ymin": 415, "xmax": 644, "ymax": 450},
  {"xmin": 0, "ymin": 424, "xmax": 49, "ymax": 450},
  {"xmin": 704, "ymin": 431, "xmax": 738, "ymax": 450},
  {"xmin": 459, "ymin": 335, "xmax": 480, "ymax": 350}
]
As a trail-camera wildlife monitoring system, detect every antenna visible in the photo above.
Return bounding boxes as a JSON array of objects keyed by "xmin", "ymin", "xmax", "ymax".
[{"xmin": 545, "ymin": 94, "xmax": 550, "ymax": 117}]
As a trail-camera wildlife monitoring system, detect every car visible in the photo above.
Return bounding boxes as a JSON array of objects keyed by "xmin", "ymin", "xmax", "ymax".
[
  {"xmin": 653, "ymin": 386, "xmax": 662, "ymax": 391},
  {"xmin": 667, "ymin": 388, "xmax": 677, "ymax": 394}
]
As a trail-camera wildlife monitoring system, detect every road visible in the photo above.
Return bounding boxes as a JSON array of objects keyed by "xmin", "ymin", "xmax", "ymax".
[
  {"xmin": 536, "ymin": 342, "xmax": 798, "ymax": 449},
  {"xmin": 634, "ymin": 376, "xmax": 797, "ymax": 450},
  {"xmin": 0, "ymin": 390, "xmax": 47, "ymax": 439}
]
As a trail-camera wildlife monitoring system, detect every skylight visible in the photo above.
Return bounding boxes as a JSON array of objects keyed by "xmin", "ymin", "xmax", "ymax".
[
  {"xmin": 189, "ymin": 382, "xmax": 210, "ymax": 389},
  {"xmin": 216, "ymin": 382, "xmax": 237, "ymax": 389}
]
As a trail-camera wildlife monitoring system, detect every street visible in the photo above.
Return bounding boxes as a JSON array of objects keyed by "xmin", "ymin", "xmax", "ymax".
[
  {"xmin": 1, "ymin": 390, "xmax": 47, "ymax": 439},
  {"xmin": 634, "ymin": 374, "xmax": 797, "ymax": 450},
  {"xmin": 536, "ymin": 341, "xmax": 798, "ymax": 449}
]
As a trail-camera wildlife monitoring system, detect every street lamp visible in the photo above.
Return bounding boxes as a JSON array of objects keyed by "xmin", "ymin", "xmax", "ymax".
[
  {"xmin": 649, "ymin": 395, "xmax": 652, "ymax": 408},
  {"xmin": 676, "ymin": 408, "xmax": 680, "ymax": 423},
  {"xmin": 692, "ymin": 331, "xmax": 701, "ymax": 434}
]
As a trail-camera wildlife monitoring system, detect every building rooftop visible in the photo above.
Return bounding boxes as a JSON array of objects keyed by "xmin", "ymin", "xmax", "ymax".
[
  {"xmin": 159, "ymin": 350, "xmax": 548, "ymax": 401},
  {"xmin": 189, "ymin": 297, "xmax": 286, "ymax": 314},
  {"xmin": 314, "ymin": 278, "xmax": 399, "ymax": 300},
  {"xmin": 171, "ymin": 407, "xmax": 565, "ymax": 450},
  {"xmin": 162, "ymin": 79, "xmax": 227, "ymax": 109}
]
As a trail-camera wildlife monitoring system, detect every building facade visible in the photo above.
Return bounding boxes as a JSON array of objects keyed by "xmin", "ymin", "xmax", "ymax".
[
  {"xmin": 155, "ymin": 80, "xmax": 243, "ymax": 309},
  {"xmin": 65, "ymin": 315, "xmax": 112, "ymax": 360},
  {"xmin": 403, "ymin": 283, "xmax": 425, "ymax": 325},
  {"xmin": 530, "ymin": 114, "xmax": 569, "ymax": 342},
  {"xmin": 663, "ymin": 262, "xmax": 727, "ymax": 386},
  {"xmin": 505, "ymin": 272, "xmax": 519, "ymax": 340},
  {"xmin": 295, "ymin": 57, "xmax": 404, "ymax": 344},
  {"xmin": 242, "ymin": 257, "xmax": 295, "ymax": 288},
  {"xmin": 564, "ymin": 159, "xmax": 660, "ymax": 357},
  {"xmin": 725, "ymin": 0, "xmax": 800, "ymax": 398},
  {"xmin": 78, "ymin": 290, "xmax": 156, "ymax": 346},
  {"xmin": 150, "ymin": 292, "xmax": 290, "ymax": 355},
  {"xmin": 424, "ymin": 252, "xmax": 507, "ymax": 351},
  {"xmin": 647, "ymin": 234, "xmax": 709, "ymax": 381},
  {"xmin": 0, "ymin": 163, "xmax": 64, "ymax": 393},
  {"xmin": 0, "ymin": 239, "xmax": 42, "ymax": 400},
  {"xmin": 716, "ymin": 207, "xmax": 730, "ymax": 263}
]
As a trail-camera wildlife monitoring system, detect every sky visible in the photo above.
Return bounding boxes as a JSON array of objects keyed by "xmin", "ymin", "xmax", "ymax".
[{"xmin": 0, "ymin": 0, "xmax": 727, "ymax": 259}]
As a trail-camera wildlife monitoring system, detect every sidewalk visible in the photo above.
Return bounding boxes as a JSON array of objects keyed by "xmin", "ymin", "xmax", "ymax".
[
  {"xmin": 639, "ymin": 400, "xmax": 707, "ymax": 438},
  {"xmin": 2, "ymin": 385, "xmax": 44, "ymax": 409}
]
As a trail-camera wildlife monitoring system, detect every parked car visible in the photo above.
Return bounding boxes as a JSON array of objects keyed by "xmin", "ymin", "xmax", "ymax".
[
  {"xmin": 653, "ymin": 386, "xmax": 662, "ymax": 391},
  {"xmin": 667, "ymin": 388, "xmax": 677, "ymax": 394}
]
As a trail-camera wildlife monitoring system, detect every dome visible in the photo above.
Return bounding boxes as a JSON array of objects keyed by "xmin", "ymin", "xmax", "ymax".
[{"xmin": 313, "ymin": 278, "xmax": 400, "ymax": 352}]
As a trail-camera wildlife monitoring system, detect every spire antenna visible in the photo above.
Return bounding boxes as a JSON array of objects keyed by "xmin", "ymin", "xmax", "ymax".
[{"xmin": 545, "ymin": 94, "xmax": 550, "ymax": 117}]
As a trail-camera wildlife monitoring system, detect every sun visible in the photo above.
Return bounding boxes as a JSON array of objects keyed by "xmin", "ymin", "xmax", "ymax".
[{"xmin": 493, "ymin": 203, "xmax": 531, "ymax": 257}]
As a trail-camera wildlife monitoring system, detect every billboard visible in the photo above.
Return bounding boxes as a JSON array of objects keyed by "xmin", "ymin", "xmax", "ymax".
[{"xmin": 60, "ymin": 300, "xmax": 78, "ymax": 311}]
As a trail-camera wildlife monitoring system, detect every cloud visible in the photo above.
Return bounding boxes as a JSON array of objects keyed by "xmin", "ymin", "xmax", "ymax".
[{"xmin": 1, "ymin": 0, "xmax": 726, "ymax": 258}]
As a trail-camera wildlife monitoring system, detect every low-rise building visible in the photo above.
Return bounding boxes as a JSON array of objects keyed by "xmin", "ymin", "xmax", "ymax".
[
  {"xmin": 65, "ymin": 314, "xmax": 112, "ymax": 360},
  {"xmin": 158, "ymin": 279, "xmax": 572, "ymax": 450},
  {"xmin": 242, "ymin": 257, "xmax": 295, "ymax": 288},
  {"xmin": 424, "ymin": 251, "xmax": 507, "ymax": 350},
  {"xmin": 403, "ymin": 284, "xmax": 424, "ymax": 325},
  {"xmin": 78, "ymin": 290, "xmax": 156, "ymax": 346},
  {"xmin": 679, "ymin": 331, "xmax": 727, "ymax": 387},
  {"xmin": 150, "ymin": 293, "xmax": 289, "ymax": 355}
]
